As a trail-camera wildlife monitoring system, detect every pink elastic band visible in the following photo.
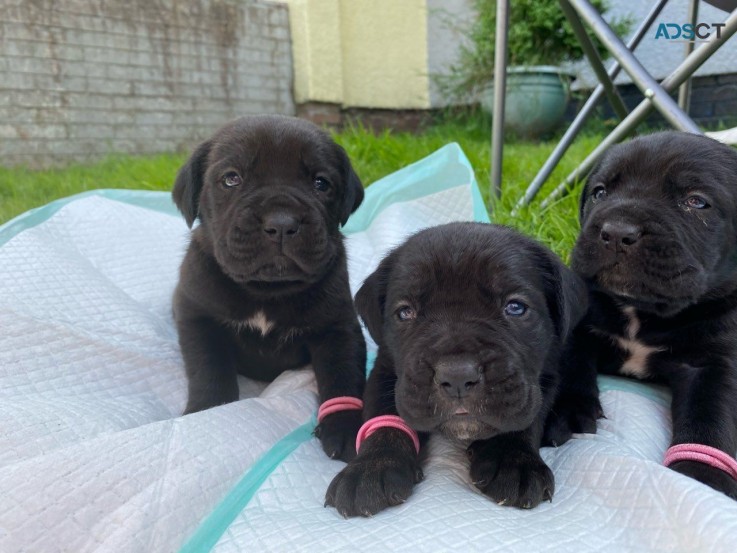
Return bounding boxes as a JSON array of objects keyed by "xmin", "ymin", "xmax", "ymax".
[
  {"xmin": 664, "ymin": 443, "xmax": 737, "ymax": 481},
  {"xmin": 355, "ymin": 415, "xmax": 420, "ymax": 454},
  {"xmin": 317, "ymin": 396, "xmax": 364, "ymax": 423}
]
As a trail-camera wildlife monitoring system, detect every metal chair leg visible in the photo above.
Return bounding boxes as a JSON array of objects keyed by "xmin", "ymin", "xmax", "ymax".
[
  {"xmin": 559, "ymin": 0, "xmax": 628, "ymax": 120},
  {"xmin": 490, "ymin": 0, "xmax": 509, "ymax": 202},
  {"xmin": 515, "ymin": 0, "xmax": 668, "ymax": 210},
  {"xmin": 568, "ymin": 0, "xmax": 701, "ymax": 133},
  {"xmin": 540, "ymin": 8, "xmax": 737, "ymax": 208},
  {"xmin": 678, "ymin": 0, "xmax": 700, "ymax": 111}
]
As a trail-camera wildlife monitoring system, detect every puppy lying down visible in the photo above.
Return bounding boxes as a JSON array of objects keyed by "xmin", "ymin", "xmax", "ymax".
[
  {"xmin": 548, "ymin": 131, "xmax": 737, "ymax": 499},
  {"xmin": 326, "ymin": 222, "xmax": 588, "ymax": 516}
]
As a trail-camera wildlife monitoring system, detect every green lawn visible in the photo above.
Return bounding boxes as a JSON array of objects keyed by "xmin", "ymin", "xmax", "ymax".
[{"xmin": 0, "ymin": 119, "xmax": 600, "ymax": 260}]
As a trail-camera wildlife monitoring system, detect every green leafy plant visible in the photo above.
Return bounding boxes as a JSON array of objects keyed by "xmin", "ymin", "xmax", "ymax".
[{"xmin": 441, "ymin": 0, "xmax": 631, "ymax": 99}]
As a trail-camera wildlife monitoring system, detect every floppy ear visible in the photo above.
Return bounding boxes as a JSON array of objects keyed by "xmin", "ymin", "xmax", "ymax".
[
  {"xmin": 338, "ymin": 146, "xmax": 364, "ymax": 226},
  {"xmin": 541, "ymin": 250, "xmax": 589, "ymax": 342},
  {"xmin": 578, "ymin": 179, "xmax": 590, "ymax": 222},
  {"xmin": 172, "ymin": 140, "xmax": 212, "ymax": 228},
  {"xmin": 354, "ymin": 253, "xmax": 394, "ymax": 344}
]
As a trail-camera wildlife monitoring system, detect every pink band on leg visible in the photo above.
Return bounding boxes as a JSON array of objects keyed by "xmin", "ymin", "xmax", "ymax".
[
  {"xmin": 664, "ymin": 443, "xmax": 737, "ymax": 481},
  {"xmin": 355, "ymin": 415, "xmax": 420, "ymax": 454},
  {"xmin": 317, "ymin": 396, "xmax": 364, "ymax": 423}
]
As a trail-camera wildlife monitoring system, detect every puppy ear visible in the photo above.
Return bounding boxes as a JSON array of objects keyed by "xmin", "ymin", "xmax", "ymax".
[
  {"xmin": 542, "ymin": 251, "xmax": 589, "ymax": 341},
  {"xmin": 354, "ymin": 254, "xmax": 394, "ymax": 344},
  {"xmin": 578, "ymin": 179, "xmax": 590, "ymax": 222},
  {"xmin": 338, "ymin": 146, "xmax": 364, "ymax": 226},
  {"xmin": 173, "ymin": 140, "xmax": 212, "ymax": 228}
]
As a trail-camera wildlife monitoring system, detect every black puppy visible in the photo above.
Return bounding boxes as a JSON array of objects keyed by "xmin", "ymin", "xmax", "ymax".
[
  {"xmin": 172, "ymin": 115, "xmax": 366, "ymax": 461},
  {"xmin": 546, "ymin": 131, "xmax": 737, "ymax": 499},
  {"xmin": 325, "ymin": 222, "xmax": 588, "ymax": 516}
]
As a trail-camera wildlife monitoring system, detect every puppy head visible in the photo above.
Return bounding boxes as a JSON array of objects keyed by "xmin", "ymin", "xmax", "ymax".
[
  {"xmin": 356, "ymin": 223, "xmax": 587, "ymax": 443},
  {"xmin": 173, "ymin": 115, "xmax": 363, "ymax": 295},
  {"xmin": 573, "ymin": 131, "xmax": 737, "ymax": 316}
]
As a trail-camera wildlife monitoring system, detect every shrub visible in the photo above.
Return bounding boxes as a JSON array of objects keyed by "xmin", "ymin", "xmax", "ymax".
[{"xmin": 440, "ymin": 0, "xmax": 631, "ymax": 99}]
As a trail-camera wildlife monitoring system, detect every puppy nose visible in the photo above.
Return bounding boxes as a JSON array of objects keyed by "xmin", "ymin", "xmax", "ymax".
[
  {"xmin": 263, "ymin": 212, "xmax": 300, "ymax": 242},
  {"xmin": 434, "ymin": 354, "xmax": 481, "ymax": 399},
  {"xmin": 600, "ymin": 220, "xmax": 641, "ymax": 248}
]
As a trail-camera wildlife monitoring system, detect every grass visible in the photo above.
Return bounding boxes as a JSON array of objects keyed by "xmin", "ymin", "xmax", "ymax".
[{"xmin": 0, "ymin": 116, "xmax": 601, "ymax": 260}]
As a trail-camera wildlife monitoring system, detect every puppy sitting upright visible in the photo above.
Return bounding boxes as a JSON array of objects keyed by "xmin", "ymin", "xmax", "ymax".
[
  {"xmin": 172, "ymin": 115, "xmax": 366, "ymax": 461},
  {"xmin": 546, "ymin": 131, "xmax": 737, "ymax": 499},
  {"xmin": 326, "ymin": 223, "xmax": 588, "ymax": 516}
]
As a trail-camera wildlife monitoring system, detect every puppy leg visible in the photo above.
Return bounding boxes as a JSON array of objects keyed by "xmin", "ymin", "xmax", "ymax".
[
  {"xmin": 469, "ymin": 418, "xmax": 554, "ymax": 509},
  {"xmin": 543, "ymin": 323, "xmax": 604, "ymax": 446},
  {"xmin": 309, "ymin": 322, "xmax": 367, "ymax": 462},
  {"xmin": 325, "ymin": 354, "xmax": 425, "ymax": 517},
  {"xmin": 178, "ymin": 317, "xmax": 239, "ymax": 415},
  {"xmin": 667, "ymin": 361, "xmax": 737, "ymax": 499}
]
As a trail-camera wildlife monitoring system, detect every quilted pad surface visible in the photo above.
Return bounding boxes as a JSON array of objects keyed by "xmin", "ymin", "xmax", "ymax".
[{"xmin": 1, "ymin": 144, "xmax": 735, "ymax": 552}]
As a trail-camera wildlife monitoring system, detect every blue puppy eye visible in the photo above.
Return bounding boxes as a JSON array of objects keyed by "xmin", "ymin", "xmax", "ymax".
[
  {"xmin": 504, "ymin": 300, "xmax": 527, "ymax": 317},
  {"xmin": 314, "ymin": 177, "xmax": 330, "ymax": 192},
  {"xmin": 684, "ymin": 195, "xmax": 709, "ymax": 209},
  {"xmin": 396, "ymin": 305, "xmax": 417, "ymax": 322}
]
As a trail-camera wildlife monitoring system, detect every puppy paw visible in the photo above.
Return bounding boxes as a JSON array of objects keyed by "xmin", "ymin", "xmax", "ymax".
[
  {"xmin": 669, "ymin": 460, "xmax": 737, "ymax": 500},
  {"xmin": 542, "ymin": 393, "xmax": 603, "ymax": 447},
  {"xmin": 325, "ymin": 447, "xmax": 423, "ymax": 517},
  {"xmin": 468, "ymin": 442, "xmax": 554, "ymax": 509},
  {"xmin": 314, "ymin": 409, "xmax": 363, "ymax": 462}
]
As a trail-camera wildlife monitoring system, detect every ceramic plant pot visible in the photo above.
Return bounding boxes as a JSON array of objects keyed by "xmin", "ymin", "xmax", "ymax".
[{"xmin": 481, "ymin": 65, "xmax": 573, "ymax": 139}]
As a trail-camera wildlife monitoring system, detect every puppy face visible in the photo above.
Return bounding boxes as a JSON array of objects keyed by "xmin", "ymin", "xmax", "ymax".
[
  {"xmin": 357, "ymin": 223, "xmax": 586, "ymax": 443},
  {"xmin": 572, "ymin": 132, "xmax": 737, "ymax": 317},
  {"xmin": 173, "ymin": 115, "xmax": 363, "ymax": 295}
]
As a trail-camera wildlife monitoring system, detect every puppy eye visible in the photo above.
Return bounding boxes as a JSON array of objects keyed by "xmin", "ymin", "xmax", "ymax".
[
  {"xmin": 313, "ymin": 177, "xmax": 330, "ymax": 192},
  {"xmin": 591, "ymin": 185, "xmax": 607, "ymax": 202},
  {"xmin": 504, "ymin": 300, "xmax": 528, "ymax": 317},
  {"xmin": 684, "ymin": 195, "xmax": 709, "ymax": 209},
  {"xmin": 222, "ymin": 172, "xmax": 242, "ymax": 188},
  {"xmin": 396, "ymin": 305, "xmax": 417, "ymax": 322}
]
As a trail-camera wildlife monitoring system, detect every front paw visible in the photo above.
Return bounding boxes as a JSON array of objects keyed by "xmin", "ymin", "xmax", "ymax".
[
  {"xmin": 669, "ymin": 460, "xmax": 737, "ymax": 500},
  {"xmin": 314, "ymin": 409, "xmax": 363, "ymax": 462},
  {"xmin": 325, "ymin": 447, "xmax": 423, "ymax": 517},
  {"xmin": 468, "ymin": 442, "xmax": 554, "ymax": 509},
  {"xmin": 543, "ymin": 393, "xmax": 603, "ymax": 447}
]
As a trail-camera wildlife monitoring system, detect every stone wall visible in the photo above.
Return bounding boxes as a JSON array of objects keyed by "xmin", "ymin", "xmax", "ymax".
[{"xmin": 0, "ymin": 0, "xmax": 294, "ymax": 168}]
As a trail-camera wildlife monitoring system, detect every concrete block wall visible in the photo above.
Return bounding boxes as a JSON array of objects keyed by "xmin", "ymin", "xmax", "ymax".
[
  {"xmin": 0, "ymin": 0, "xmax": 294, "ymax": 168},
  {"xmin": 571, "ymin": 74, "xmax": 737, "ymax": 130}
]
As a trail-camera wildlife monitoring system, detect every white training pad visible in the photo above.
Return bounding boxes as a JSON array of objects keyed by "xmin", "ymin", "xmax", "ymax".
[{"xmin": 1, "ymin": 144, "xmax": 736, "ymax": 552}]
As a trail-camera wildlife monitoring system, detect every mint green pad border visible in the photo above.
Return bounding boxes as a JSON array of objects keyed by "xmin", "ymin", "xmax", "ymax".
[
  {"xmin": 0, "ymin": 189, "xmax": 178, "ymax": 248},
  {"xmin": 0, "ymin": 143, "xmax": 484, "ymax": 553},
  {"xmin": 0, "ymin": 143, "xmax": 668, "ymax": 552},
  {"xmin": 0, "ymin": 142, "xmax": 488, "ymax": 248},
  {"xmin": 178, "ymin": 417, "xmax": 318, "ymax": 553}
]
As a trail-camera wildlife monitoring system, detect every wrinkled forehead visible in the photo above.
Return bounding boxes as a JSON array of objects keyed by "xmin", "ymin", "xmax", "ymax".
[
  {"xmin": 387, "ymin": 242, "xmax": 546, "ymax": 307},
  {"xmin": 592, "ymin": 136, "xmax": 730, "ymax": 190},
  {"xmin": 208, "ymin": 122, "xmax": 340, "ymax": 177}
]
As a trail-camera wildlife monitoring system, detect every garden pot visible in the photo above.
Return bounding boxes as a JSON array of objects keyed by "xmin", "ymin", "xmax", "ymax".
[{"xmin": 481, "ymin": 65, "xmax": 573, "ymax": 139}]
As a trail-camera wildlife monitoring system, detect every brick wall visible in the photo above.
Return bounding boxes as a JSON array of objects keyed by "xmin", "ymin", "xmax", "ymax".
[{"xmin": 0, "ymin": 0, "xmax": 294, "ymax": 168}]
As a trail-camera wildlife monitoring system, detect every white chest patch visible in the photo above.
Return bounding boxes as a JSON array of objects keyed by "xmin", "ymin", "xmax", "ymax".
[
  {"xmin": 234, "ymin": 311, "xmax": 275, "ymax": 336},
  {"xmin": 615, "ymin": 307, "xmax": 665, "ymax": 379}
]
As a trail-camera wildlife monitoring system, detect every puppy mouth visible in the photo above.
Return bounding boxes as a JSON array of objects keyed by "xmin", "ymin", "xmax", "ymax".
[
  {"xmin": 589, "ymin": 263, "xmax": 704, "ymax": 310},
  {"xmin": 399, "ymin": 389, "xmax": 540, "ymax": 444}
]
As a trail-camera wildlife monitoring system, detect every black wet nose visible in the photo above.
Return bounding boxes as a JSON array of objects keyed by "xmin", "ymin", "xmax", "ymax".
[
  {"xmin": 263, "ymin": 212, "xmax": 300, "ymax": 242},
  {"xmin": 434, "ymin": 354, "xmax": 481, "ymax": 399},
  {"xmin": 600, "ymin": 220, "xmax": 641, "ymax": 248}
]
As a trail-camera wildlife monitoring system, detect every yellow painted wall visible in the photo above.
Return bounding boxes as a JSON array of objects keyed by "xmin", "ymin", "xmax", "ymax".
[{"xmin": 284, "ymin": 0, "xmax": 431, "ymax": 109}]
